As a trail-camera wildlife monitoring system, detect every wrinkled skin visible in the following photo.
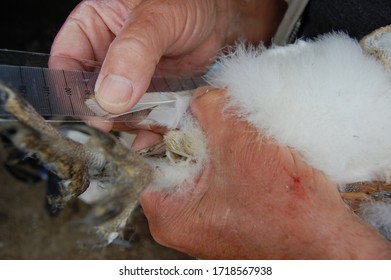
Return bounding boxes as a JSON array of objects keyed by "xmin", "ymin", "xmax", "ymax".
[
  {"xmin": 50, "ymin": 0, "xmax": 286, "ymax": 139},
  {"xmin": 51, "ymin": 0, "xmax": 391, "ymax": 259},
  {"xmin": 141, "ymin": 88, "xmax": 391, "ymax": 259}
]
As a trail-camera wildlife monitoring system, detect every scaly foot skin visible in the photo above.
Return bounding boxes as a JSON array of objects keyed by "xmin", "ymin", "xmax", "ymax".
[
  {"xmin": 0, "ymin": 82, "xmax": 91, "ymax": 209},
  {"xmin": 0, "ymin": 81, "xmax": 153, "ymax": 245}
]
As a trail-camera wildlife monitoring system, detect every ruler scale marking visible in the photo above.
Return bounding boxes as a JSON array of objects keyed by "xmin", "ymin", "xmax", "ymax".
[
  {"xmin": 81, "ymin": 71, "xmax": 98, "ymax": 116},
  {"xmin": 50, "ymin": 69, "xmax": 68, "ymax": 115},
  {"xmin": 54, "ymin": 68, "xmax": 73, "ymax": 115},
  {"xmin": 24, "ymin": 66, "xmax": 49, "ymax": 115},
  {"xmin": 18, "ymin": 66, "xmax": 26, "ymax": 100},
  {"xmin": 0, "ymin": 63, "xmax": 206, "ymax": 120},
  {"xmin": 165, "ymin": 77, "xmax": 181, "ymax": 92},
  {"xmin": 63, "ymin": 69, "xmax": 76, "ymax": 117},
  {"xmin": 41, "ymin": 66, "xmax": 53, "ymax": 116},
  {"xmin": 0, "ymin": 65, "xmax": 20, "ymax": 117}
]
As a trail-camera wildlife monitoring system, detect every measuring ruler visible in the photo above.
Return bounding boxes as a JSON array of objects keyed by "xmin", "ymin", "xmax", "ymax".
[{"xmin": 0, "ymin": 51, "xmax": 206, "ymax": 121}]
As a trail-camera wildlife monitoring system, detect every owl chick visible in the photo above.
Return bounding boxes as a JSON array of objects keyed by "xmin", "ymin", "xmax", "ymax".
[{"xmin": 204, "ymin": 25, "xmax": 391, "ymax": 240}]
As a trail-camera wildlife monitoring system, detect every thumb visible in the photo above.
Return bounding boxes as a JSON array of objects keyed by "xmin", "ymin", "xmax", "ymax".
[
  {"xmin": 94, "ymin": 2, "xmax": 185, "ymax": 114},
  {"xmin": 94, "ymin": 27, "xmax": 161, "ymax": 114},
  {"xmin": 190, "ymin": 86, "xmax": 228, "ymax": 132}
]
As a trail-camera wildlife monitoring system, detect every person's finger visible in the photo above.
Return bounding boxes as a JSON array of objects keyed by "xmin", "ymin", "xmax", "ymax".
[
  {"xmin": 94, "ymin": 0, "xmax": 217, "ymax": 114},
  {"xmin": 93, "ymin": 2, "xmax": 178, "ymax": 114},
  {"xmin": 139, "ymin": 87, "xmax": 231, "ymax": 253},
  {"xmin": 49, "ymin": 1, "xmax": 143, "ymax": 131},
  {"xmin": 140, "ymin": 87, "xmax": 227, "ymax": 209},
  {"xmin": 50, "ymin": 1, "xmax": 132, "ymax": 66},
  {"xmin": 131, "ymin": 130, "xmax": 164, "ymax": 151},
  {"xmin": 190, "ymin": 86, "xmax": 227, "ymax": 132},
  {"xmin": 83, "ymin": 116, "xmax": 114, "ymax": 132}
]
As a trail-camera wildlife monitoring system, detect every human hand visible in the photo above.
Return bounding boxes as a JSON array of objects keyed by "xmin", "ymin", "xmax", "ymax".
[
  {"xmin": 50, "ymin": 0, "xmax": 286, "ymax": 132},
  {"xmin": 140, "ymin": 87, "xmax": 391, "ymax": 259}
]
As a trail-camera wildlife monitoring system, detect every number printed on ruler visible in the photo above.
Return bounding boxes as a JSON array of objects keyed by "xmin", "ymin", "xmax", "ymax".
[{"xmin": 0, "ymin": 64, "xmax": 206, "ymax": 118}]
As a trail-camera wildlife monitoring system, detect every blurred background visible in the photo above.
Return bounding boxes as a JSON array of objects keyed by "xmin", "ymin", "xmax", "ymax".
[{"xmin": 0, "ymin": 0, "xmax": 81, "ymax": 53}]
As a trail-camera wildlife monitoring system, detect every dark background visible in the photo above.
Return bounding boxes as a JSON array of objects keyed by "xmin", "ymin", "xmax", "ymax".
[
  {"xmin": 0, "ymin": 1, "xmax": 191, "ymax": 259},
  {"xmin": 0, "ymin": 0, "xmax": 81, "ymax": 53}
]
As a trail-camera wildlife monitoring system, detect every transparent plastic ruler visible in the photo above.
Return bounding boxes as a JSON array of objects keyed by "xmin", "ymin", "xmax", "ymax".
[{"xmin": 0, "ymin": 63, "xmax": 206, "ymax": 121}]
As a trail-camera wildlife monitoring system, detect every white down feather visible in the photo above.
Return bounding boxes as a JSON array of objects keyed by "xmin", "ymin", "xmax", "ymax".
[{"xmin": 208, "ymin": 34, "xmax": 391, "ymax": 184}]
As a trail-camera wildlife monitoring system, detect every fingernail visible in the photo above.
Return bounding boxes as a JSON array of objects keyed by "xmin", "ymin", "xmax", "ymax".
[
  {"xmin": 95, "ymin": 74, "xmax": 133, "ymax": 113},
  {"xmin": 191, "ymin": 86, "xmax": 219, "ymax": 101}
]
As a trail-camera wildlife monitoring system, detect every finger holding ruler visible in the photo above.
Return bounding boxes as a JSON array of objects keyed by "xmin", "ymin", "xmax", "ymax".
[{"xmin": 0, "ymin": 50, "xmax": 207, "ymax": 128}]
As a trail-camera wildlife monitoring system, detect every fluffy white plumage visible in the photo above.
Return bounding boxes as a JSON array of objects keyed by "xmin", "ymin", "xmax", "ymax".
[
  {"xmin": 360, "ymin": 202, "xmax": 391, "ymax": 240},
  {"xmin": 146, "ymin": 111, "xmax": 208, "ymax": 191},
  {"xmin": 208, "ymin": 34, "xmax": 391, "ymax": 184}
]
